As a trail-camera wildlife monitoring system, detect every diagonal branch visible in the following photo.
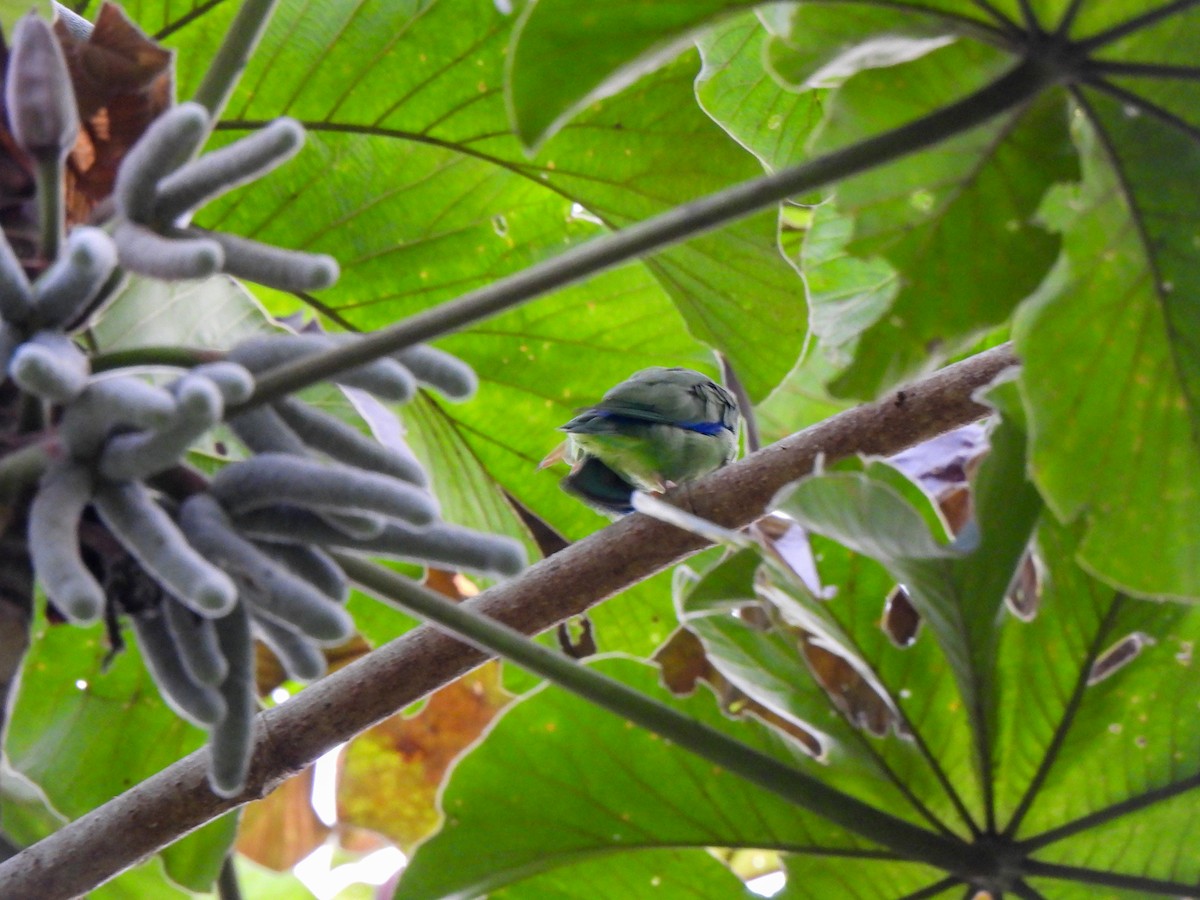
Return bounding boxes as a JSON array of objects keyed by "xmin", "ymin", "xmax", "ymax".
[{"xmin": 0, "ymin": 343, "xmax": 1017, "ymax": 898}]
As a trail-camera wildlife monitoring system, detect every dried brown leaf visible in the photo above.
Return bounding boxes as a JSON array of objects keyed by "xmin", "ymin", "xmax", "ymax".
[
  {"xmin": 654, "ymin": 627, "xmax": 821, "ymax": 755},
  {"xmin": 336, "ymin": 662, "xmax": 511, "ymax": 852},
  {"xmin": 801, "ymin": 635, "xmax": 896, "ymax": 738},
  {"xmin": 56, "ymin": 3, "xmax": 172, "ymax": 223},
  {"xmin": 236, "ymin": 767, "xmax": 330, "ymax": 871}
]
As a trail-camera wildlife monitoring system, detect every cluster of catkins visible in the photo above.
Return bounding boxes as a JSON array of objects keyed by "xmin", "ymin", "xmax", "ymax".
[{"xmin": 4, "ymin": 13, "xmax": 524, "ymax": 796}]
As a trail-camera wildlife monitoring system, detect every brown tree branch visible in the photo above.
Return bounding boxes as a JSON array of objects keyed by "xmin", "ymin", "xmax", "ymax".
[{"xmin": 0, "ymin": 344, "xmax": 1017, "ymax": 899}]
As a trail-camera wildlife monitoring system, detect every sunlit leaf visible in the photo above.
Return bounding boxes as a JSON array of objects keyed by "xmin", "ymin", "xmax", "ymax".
[
  {"xmin": 508, "ymin": 0, "xmax": 754, "ymax": 147},
  {"xmin": 395, "ymin": 659, "xmax": 882, "ymax": 898},
  {"xmin": 1015, "ymin": 95, "xmax": 1200, "ymax": 599},
  {"xmin": 338, "ymin": 663, "xmax": 511, "ymax": 852},
  {"xmin": 809, "ymin": 41, "xmax": 1076, "ymax": 398}
]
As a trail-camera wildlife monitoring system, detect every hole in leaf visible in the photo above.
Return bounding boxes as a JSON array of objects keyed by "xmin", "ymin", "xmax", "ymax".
[
  {"xmin": 1005, "ymin": 547, "xmax": 1044, "ymax": 621},
  {"xmin": 882, "ymin": 584, "xmax": 920, "ymax": 647},
  {"xmin": 1089, "ymin": 632, "xmax": 1155, "ymax": 685},
  {"xmin": 653, "ymin": 628, "xmax": 823, "ymax": 756},
  {"xmin": 800, "ymin": 635, "xmax": 898, "ymax": 738}
]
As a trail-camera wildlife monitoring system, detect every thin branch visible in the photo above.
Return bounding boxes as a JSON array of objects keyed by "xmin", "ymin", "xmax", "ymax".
[
  {"xmin": 34, "ymin": 156, "xmax": 65, "ymax": 262},
  {"xmin": 718, "ymin": 354, "xmax": 759, "ymax": 453},
  {"xmin": 1023, "ymin": 859, "xmax": 1200, "ymax": 895},
  {"xmin": 235, "ymin": 60, "xmax": 1053, "ymax": 411},
  {"xmin": 216, "ymin": 854, "xmax": 241, "ymax": 900},
  {"xmin": 90, "ymin": 346, "xmax": 224, "ymax": 373},
  {"xmin": 0, "ymin": 344, "xmax": 1018, "ymax": 899},
  {"xmin": 1019, "ymin": 770, "xmax": 1200, "ymax": 852},
  {"xmin": 190, "ymin": 0, "xmax": 280, "ymax": 121}
]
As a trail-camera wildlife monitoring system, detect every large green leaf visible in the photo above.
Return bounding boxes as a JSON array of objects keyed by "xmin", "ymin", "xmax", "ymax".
[
  {"xmin": 491, "ymin": 847, "xmax": 756, "ymax": 898},
  {"xmin": 760, "ymin": 2, "xmax": 963, "ymax": 90},
  {"xmin": 806, "ymin": 39, "xmax": 1075, "ymax": 398},
  {"xmin": 990, "ymin": 517, "xmax": 1200, "ymax": 891},
  {"xmin": 775, "ymin": 852, "xmax": 946, "ymax": 898},
  {"xmin": 694, "ymin": 13, "xmax": 827, "ymax": 174},
  {"xmin": 4, "ymin": 612, "xmax": 235, "ymax": 891},
  {"xmin": 125, "ymin": 0, "xmax": 805, "ymax": 599},
  {"xmin": 774, "ymin": 400, "xmax": 1041, "ymax": 822},
  {"xmin": 163, "ymin": 0, "xmax": 804, "ymax": 408},
  {"xmin": 507, "ymin": 0, "xmax": 755, "ymax": 147},
  {"xmin": 1015, "ymin": 90, "xmax": 1200, "ymax": 599},
  {"xmin": 677, "ymin": 545, "xmax": 980, "ymax": 833},
  {"xmin": 394, "ymin": 658, "xmax": 883, "ymax": 898}
]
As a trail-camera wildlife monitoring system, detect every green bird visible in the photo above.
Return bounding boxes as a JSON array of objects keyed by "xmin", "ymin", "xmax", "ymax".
[{"xmin": 543, "ymin": 367, "xmax": 740, "ymax": 514}]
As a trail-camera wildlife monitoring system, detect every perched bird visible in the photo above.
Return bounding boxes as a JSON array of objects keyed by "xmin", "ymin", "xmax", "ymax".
[{"xmin": 543, "ymin": 367, "xmax": 739, "ymax": 514}]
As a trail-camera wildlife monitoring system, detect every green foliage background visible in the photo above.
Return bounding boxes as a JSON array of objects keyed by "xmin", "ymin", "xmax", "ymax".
[{"xmin": 5, "ymin": 0, "xmax": 1200, "ymax": 896}]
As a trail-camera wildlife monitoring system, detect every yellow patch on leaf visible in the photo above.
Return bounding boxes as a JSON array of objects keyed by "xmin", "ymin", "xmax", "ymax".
[{"xmin": 336, "ymin": 662, "xmax": 511, "ymax": 851}]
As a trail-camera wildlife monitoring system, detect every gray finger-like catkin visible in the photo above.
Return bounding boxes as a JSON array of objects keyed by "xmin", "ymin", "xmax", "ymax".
[
  {"xmin": 253, "ymin": 540, "xmax": 347, "ymax": 603},
  {"xmin": 190, "ymin": 362, "xmax": 255, "ymax": 405},
  {"xmin": 209, "ymin": 452, "xmax": 436, "ymax": 525},
  {"xmin": 28, "ymin": 462, "xmax": 104, "ymax": 624},
  {"xmin": 228, "ymin": 334, "xmax": 414, "ymax": 400},
  {"xmin": 6, "ymin": 14, "xmax": 78, "ymax": 160},
  {"xmin": 394, "ymin": 345, "xmax": 477, "ymax": 400},
  {"xmin": 112, "ymin": 103, "xmax": 209, "ymax": 223},
  {"xmin": 180, "ymin": 495, "xmax": 354, "ymax": 643},
  {"xmin": 113, "ymin": 220, "xmax": 223, "ymax": 281},
  {"xmin": 59, "ymin": 377, "xmax": 177, "ymax": 459},
  {"xmin": 273, "ymin": 397, "xmax": 428, "ymax": 487},
  {"xmin": 9, "ymin": 331, "xmax": 90, "ymax": 402},
  {"xmin": 187, "ymin": 229, "xmax": 340, "ymax": 293},
  {"xmin": 228, "ymin": 405, "xmax": 310, "ymax": 456},
  {"xmin": 236, "ymin": 506, "xmax": 526, "ymax": 576},
  {"xmin": 162, "ymin": 597, "xmax": 229, "ymax": 686},
  {"xmin": 233, "ymin": 505, "xmax": 369, "ymax": 546},
  {"xmin": 208, "ymin": 602, "xmax": 255, "ymax": 799},
  {"xmin": 154, "ymin": 118, "xmax": 305, "ymax": 221},
  {"xmin": 315, "ymin": 510, "xmax": 387, "ymax": 540},
  {"xmin": 0, "ymin": 232, "xmax": 33, "ymax": 325},
  {"xmin": 132, "ymin": 609, "xmax": 226, "ymax": 727},
  {"xmin": 93, "ymin": 480, "xmax": 237, "ymax": 616},
  {"xmin": 99, "ymin": 374, "xmax": 222, "ymax": 481},
  {"xmin": 0, "ymin": 324, "xmax": 23, "ymax": 377},
  {"xmin": 32, "ymin": 227, "xmax": 119, "ymax": 329},
  {"xmin": 343, "ymin": 521, "xmax": 527, "ymax": 576},
  {"xmin": 252, "ymin": 615, "xmax": 327, "ymax": 683}
]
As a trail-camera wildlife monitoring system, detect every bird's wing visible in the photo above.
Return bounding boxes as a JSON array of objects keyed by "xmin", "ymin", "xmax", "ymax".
[{"xmin": 566, "ymin": 367, "xmax": 734, "ymax": 434}]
